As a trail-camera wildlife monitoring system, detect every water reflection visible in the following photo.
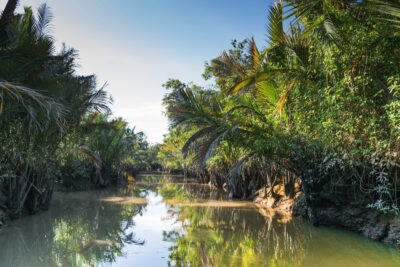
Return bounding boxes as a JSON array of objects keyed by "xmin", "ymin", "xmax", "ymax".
[
  {"xmin": 157, "ymin": 180, "xmax": 400, "ymax": 267},
  {"xmin": 158, "ymin": 182, "xmax": 309, "ymax": 267},
  {"xmin": 0, "ymin": 188, "xmax": 147, "ymax": 267},
  {"xmin": 0, "ymin": 176, "xmax": 399, "ymax": 267}
]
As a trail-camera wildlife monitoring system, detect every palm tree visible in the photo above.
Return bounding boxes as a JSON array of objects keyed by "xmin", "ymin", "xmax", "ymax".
[
  {"xmin": 0, "ymin": 0, "xmax": 115, "ymax": 216},
  {"xmin": 221, "ymin": 2, "xmax": 311, "ymax": 116},
  {"xmin": 163, "ymin": 80, "xmax": 229, "ymax": 166},
  {"xmin": 0, "ymin": 1, "xmax": 66, "ymax": 129}
]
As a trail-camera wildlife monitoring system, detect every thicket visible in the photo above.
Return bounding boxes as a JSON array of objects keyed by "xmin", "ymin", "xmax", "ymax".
[
  {"xmin": 0, "ymin": 1, "xmax": 150, "ymax": 220},
  {"xmin": 160, "ymin": 0, "xmax": 400, "ymax": 216}
]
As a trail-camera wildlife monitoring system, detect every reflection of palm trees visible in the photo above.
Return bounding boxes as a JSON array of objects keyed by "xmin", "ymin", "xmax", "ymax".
[
  {"xmin": 0, "ymin": 188, "xmax": 148, "ymax": 267},
  {"xmin": 160, "ymin": 180, "xmax": 400, "ymax": 267},
  {"xmin": 159, "ymin": 182, "xmax": 312, "ymax": 267},
  {"xmin": 166, "ymin": 205, "xmax": 312, "ymax": 267}
]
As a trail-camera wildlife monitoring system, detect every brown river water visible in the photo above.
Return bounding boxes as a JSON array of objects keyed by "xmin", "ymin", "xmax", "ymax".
[{"xmin": 0, "ymin": 175, "xmax": 399, "ymax": 267}]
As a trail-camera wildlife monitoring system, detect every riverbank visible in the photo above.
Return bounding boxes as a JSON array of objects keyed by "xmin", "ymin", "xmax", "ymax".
[
  {"xmin": 293, "ymin": 193, "xmax": 400, "ymax": 248},
  {"xmin": 249, "ymin": 180, "xmax": 400, "ymax": 248}
]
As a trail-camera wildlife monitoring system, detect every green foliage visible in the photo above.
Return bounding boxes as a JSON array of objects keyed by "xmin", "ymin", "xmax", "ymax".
[
  {"xmin": 0, "ymin": 0, "xmax": 150, "ymax": 219},
  {"xmin": 160, "ymin": 0, "xmax": 400, "ymax": 214},
  {"xmin": 57, "ymin": 113, "xmax": 150, "ymax": 189}
]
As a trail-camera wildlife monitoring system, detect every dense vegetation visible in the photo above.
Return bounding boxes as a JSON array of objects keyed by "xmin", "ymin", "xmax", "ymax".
[
  {"xmin": 0, "ymin": 1, "xmax": 150, "ymax": 221},
  {"xmin": 160, "ymin": 0, "xmax": 400, "ymax": 220}
]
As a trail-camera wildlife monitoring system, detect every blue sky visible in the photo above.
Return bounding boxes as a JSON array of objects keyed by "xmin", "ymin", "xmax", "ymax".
[{"xmin": 2, "ymin": 0, "xmax": 273, "ymax": 143}]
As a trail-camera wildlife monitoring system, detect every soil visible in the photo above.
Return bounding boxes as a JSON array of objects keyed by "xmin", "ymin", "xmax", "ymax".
[{"xmin": 253, "ymin": 182, "xmax": 400, "ymax": 248}]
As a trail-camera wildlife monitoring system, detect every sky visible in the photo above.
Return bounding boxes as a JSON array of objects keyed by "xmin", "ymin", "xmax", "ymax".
[{"xmin": 1, "ymin": 0, "xmax": 273, "ymax": 143}]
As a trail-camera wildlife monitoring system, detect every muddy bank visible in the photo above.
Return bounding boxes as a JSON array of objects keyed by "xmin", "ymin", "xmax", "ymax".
[
  {"xmin": 184, "ymin": 169, "xmax": 400, "ymax": 249},
  {"xmin": 252, "ymin": 181, "xmax": 400, "ymax": 248},
  {"xmin": 253, "ymin": 181, "xmax": 302, "ymax": 216},
  {"xmin": 292, "ymin": 192, "xmax": 400, "ymax": 248}
]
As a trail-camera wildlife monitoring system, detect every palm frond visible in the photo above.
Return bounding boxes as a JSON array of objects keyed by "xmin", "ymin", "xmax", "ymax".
[
  {"xmin": 255, "ymin": 81, "xmax": 278, "ymax": 106},
  {"xmin": 182, "ymin": 126, "xmax": 217, "ymax": 157},
  {"xmin": 19, "ymin": 7, "xmax": 35, "ymax": 39},
  {"xmin": 227, "ymin": 70, "xmax": 279, "ymax": 95},
  {"xmin": 84, "ymin": 83, "xmax": 113, "ymax": 115},
  {"xmin": 323, "ymin": 13, "xmax": 339, "ymax": 40},
  {"xmin": 165, "ymin": 87, "xmax": 220, "ymax": 128},
  {"xmin": 284, "ymin": 0, "xmax": 320, "ymax": 20},
  {"xmin": 35, "ymin": 3, "xmax": 52, "ymax": 38},
  {"xmin": 275, "ymin": 79, "xmax": 296, "ymax": 115},
  {"xmin": 249, "ymin": 37, "xmax": 261, "ymax": 71},
  {"xmin": 73, "ymin": 146, "xmax": 102, "ymax": 169},
  {"xmin": 0, "ymin": 0, "xmax": 19, "ymax": 32},
  {"xmin": 369, "ymin": 0, "xmax": 400, "ymax": 28},
  {"xmin": 285, "ymin": 0, "xmax": 344, "ymax": 45},
  {"xmin": 224, "ymin": 104, "xmax": 266, "ymax": 123},
  {"xmin": 217, "ymin": 51, "xmax": 247, "ymax": 78},
  {"xmin": 0, "ymin": 81, "xmax": 66, "ymax": 130},
  {"xmin": 284, "ymin": 25, "xmax": 311, "ymax": 65},
  {"xmin": 267, "ymin": 1, "xmax": 286, "ymax": 45},
  {"xmin": 194, "ymin": 127, "xmax": 230, "ymax": 168},
  {"xmin": 200, "ymin": 130, "xmax": 228, "ymax": 167},
  {"xmin": 227, "ymin": 76, "xmax": 256, "ymax": 95}
]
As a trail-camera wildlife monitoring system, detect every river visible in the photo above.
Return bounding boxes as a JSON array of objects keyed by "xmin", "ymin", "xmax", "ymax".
[{"xmin": 0, "ymin": 175, "xmax": 399, "ymax": 267}]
